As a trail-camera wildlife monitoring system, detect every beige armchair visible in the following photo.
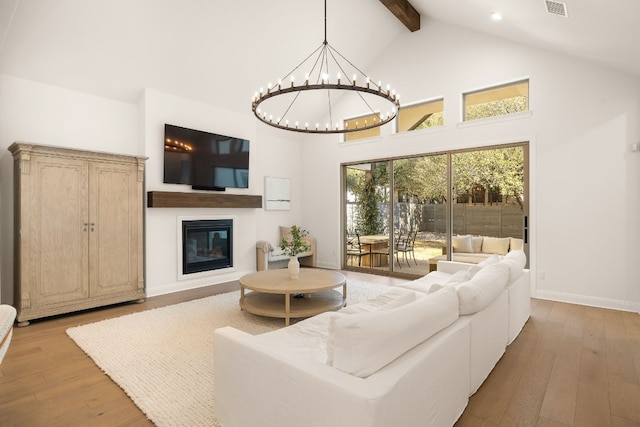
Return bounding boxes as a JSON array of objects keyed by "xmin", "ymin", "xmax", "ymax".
[{"xmin": 256, "ymin": 226, "xmax": 317, "ymax": 271}]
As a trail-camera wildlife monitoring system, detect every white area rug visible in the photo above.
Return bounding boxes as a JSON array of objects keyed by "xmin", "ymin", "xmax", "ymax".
[{"xmin": 66, "ymin": 279, "xmax": 389, "ymax": 427}]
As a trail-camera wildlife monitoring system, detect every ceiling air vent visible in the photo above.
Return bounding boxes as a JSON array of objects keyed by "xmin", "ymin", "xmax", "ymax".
[{"xmin": 545, "ymin": 0, "xmax": 568, "ymax": 17}]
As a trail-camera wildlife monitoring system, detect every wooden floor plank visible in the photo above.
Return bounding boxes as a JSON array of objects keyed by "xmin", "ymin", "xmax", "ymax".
[{"xmin": 575, "ymin": 346, "xmax": 611, "ymax": 427}]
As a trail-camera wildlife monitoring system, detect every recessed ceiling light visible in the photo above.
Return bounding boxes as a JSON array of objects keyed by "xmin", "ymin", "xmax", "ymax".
[{"xmin": 491, "ymin": 12, "xmax": 502, "ymax": 21}]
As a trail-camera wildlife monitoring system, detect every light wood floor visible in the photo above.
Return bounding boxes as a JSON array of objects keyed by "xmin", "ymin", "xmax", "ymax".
[{"xmin": 1, "ymin": 271, "xmax": 639, "ymax": 427}]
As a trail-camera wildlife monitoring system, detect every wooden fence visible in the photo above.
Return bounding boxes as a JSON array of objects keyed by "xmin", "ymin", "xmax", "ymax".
[{"xmin": 421, "ymin": 203, "xmax": 523, "ymax": 238}]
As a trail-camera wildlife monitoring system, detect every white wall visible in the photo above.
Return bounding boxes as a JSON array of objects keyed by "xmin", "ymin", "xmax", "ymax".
[
  {"xmin": 302, "ymin": 21, "xmax": 640, "ymax": 312},
  {"xmin": 142, "ymin": 89, "xmax": 304, "ymax": 297},
  {"xmin": 0, "ymin": 75, "xmax": 141, "ymax": 304}
]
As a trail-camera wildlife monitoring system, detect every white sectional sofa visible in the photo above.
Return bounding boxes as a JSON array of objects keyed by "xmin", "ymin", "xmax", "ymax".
[
  {"xmin": 214, "ymin": 251, "xmax": 530, "ymax": 427},
  {"xmin": 428, "ymin": 234, "xmax": 524, "ymax": 271}
]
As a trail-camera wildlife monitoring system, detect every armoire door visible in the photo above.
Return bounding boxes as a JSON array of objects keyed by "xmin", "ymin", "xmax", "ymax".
[
  {"xmin": 88, "ymin": 161, "xmax": 141, "ymax": 297},
  {"xmin": 29, "ymin": 155, "xmax": 89, "ymax": 306}
]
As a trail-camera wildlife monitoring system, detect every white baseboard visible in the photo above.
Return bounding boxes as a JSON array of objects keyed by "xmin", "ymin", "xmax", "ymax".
[{"xmin": 535, "ymin": 290, "xmax": 640, "ymax": 313}]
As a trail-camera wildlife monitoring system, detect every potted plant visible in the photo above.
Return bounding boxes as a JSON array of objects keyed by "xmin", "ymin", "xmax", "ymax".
[{"xmin": 280, "ymin": 225, "xmax": 309, "ymax": 279}]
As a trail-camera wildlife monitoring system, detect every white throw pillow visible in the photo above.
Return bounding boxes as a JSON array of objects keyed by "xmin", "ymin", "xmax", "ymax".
[
  {"xmin": 279, "ymin": 226, "xmax": 292, "ymax": 243},
  {"xmin": 467, "ymin": 254, "xmax": 500, "ymax": 278},
  {"xmin": 338, "ymin": 287, "xmax": 417, "ymax": 314},
  {"xmin": 445, "ymin": 269, "xmax": 471, "ymax": 286},
  {"xmin": 427, "ymin": 284, "xmax": 444, "ymax": 294},
  {"xmin": 327, "ymin": 287, "xmax": 459, "ymax": 378},
  {"xmin": 455, "ymin": 262, "xmax": 509, "ymax": 315},
  {"xmin": 471, "ymin": 236, "xmax": 484, "ymax": 253},
  {"xmin": 481, "ymin": 237, "xmax": 511, "ymax": 255},
  {"xmin": 452, "ymin": 235, "xmax": 473, "ymax": 253},
  {"xmin": 501, "ymin": 250, "xmax": 526, "ymax": 283},
  {"xmin": 510, "ymin": 237, "xmax": 524, "ymax": 251}
]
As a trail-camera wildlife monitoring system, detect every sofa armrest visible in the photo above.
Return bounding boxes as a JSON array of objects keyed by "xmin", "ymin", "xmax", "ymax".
[
  {"xmin": 214, "ymin": 326, "xmax": 375, "ymax": 427},
  {"xmin": 256, "ymin": 240, "xmax": 273, "ymax": 253},
  {"xmin": 299, "ymin": 236, "xmax": 317, "ymax": 267},
  {"xmin": 436, "ymin": 260, "xmax": 473, "ymax": 275},
  {"xmin": 213, "ymin": 322, "xmax": 470, "ymax": 427},
  {"xmin": 255, "ymin": 240, "xmax": 273, "ymax": 271}
]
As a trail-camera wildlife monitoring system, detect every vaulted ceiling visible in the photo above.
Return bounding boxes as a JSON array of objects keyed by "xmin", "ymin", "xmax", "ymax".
[{"xmin": 1, "ymin": 0, "xmax": 638, "ymax": 115}]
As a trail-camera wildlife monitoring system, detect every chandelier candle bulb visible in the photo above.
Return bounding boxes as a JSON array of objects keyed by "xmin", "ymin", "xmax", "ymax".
[
  {"xmin": 337, "ymin": 73, "xmax": 341, "ymax": 85},
  {"xmin": 352, "ymin": 74, "xmax": 356, "ymax": 85}
]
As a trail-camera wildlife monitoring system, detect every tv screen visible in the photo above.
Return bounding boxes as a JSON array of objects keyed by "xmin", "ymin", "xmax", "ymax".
[{"xmin": 163, "ymin": 124, "xmax": 250, "ymax": 190}]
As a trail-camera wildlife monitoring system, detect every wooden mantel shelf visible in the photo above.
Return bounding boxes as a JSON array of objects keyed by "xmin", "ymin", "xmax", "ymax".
[{"xmin": 147, "ymin": 191, "xmax": 262, "ymax": 208}]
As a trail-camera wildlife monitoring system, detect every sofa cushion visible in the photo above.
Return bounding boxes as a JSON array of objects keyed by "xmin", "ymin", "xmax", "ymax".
[
  {"xmin": 452, "ymin": 235, "xmax": 473, "ymax": 253},
  {"xmin": 468, "ymin": 254, "xmax": 500, "ymax": 277},
  {"xmin": 501, "ymin": 250, "xmax": 526, "ymax": 283},
  {"xmin": 481, "ymin": 237, "xmax": 510, "ymax": 255},
  {"xmin": 471, "ymin": 236, "xmax": 484, "ymax": 253},
  {"xmin": 279, "ymin": 225, "xmax": 313, "ymax": 252},
  {"xmin": 455, "ymin": 262, "xmax": 509, "ymax": 315},
  {"xmin": 327, "ymin": 286, "xmax": 459, "ymax": 378},
  {"xmin": 279, "ymin": 225, "xmax": 293, "ymax": 242},
  {"xmin": 396, "ymin": 271, "xmax": 452, "ymax": 294},
  {"xmin": 510, "ymin": 237, "xmax": 524, "ymax": 251},
  {"xmin": 428, "ymin": 270, "xmax": 469, "ymax": 294},
  {"xmin": 338, "ymin": 287, "xmax": 417, "ymax": 314}
]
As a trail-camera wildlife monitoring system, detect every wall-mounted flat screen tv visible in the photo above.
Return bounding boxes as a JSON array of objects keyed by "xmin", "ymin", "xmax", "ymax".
[{"xmin": 163, "ymin": 124, "xmax": 250, "ymax": 191}]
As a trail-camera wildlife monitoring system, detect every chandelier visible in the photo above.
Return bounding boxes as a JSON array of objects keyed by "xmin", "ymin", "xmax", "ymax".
[{"xmin": 251, "ymin": 0, "xmax": 400, "ymax": 134}]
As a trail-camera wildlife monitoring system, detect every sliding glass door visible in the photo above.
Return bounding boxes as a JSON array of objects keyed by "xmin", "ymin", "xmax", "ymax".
[
  {"xmin": 342, "ymin": 142, "xmax": 528, "ymax": 276},
  {"xmin": 391, "ymin": 155, "xmax": 447, "ymax": 275},
  {"xmin": 344, "ymin": 161, "xmax": 390, "ymax": 269},
  {"xmin": 451, "ymin": 145, "xmax": 527, "ymax": 266}
]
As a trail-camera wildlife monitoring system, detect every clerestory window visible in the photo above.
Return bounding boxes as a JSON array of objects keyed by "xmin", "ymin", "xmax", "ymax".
[
  {"xmin": 463, "ymin": 79, "xmax": 529, "ymax": 121},
  {"xmin": 343, "ymin": 112, "xmax": 381, "ymax": 142},
  {"xmin": 397, "ymin": 98, "xmax": 444, "ymax": 132}
]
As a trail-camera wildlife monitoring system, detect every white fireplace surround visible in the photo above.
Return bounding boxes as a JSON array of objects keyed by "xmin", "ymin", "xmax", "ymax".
[{"xmin": 176, "ymin": 215, "xmax": 237, "ymax": 281}]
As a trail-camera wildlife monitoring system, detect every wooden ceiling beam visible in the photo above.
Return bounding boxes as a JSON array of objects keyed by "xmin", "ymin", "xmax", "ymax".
[{"xmin": 379, "ymin": 0, "xmax": 421, "ymax": 32}]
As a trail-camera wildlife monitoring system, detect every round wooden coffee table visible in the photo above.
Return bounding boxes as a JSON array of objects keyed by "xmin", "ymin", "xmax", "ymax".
[{"xmin": 239, "ymin": 268, "xmax": 347, "ymax": 326}]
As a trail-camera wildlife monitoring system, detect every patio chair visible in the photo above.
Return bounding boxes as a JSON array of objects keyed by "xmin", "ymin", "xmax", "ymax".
[
  {"xmin": 347, "ymin": 232, "xmax": 371, "ymax": 267},
  {"xmin": 392, "ymin": 230, "xmax": 405, "ymax": 268},
  {"xmin": 397, "ymin": 229, "xmax": 418, "ymax": 267}
]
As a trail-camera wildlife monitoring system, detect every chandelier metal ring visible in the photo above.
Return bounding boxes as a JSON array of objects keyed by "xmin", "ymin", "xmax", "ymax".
[
  {"xmin": 250, "ymin": 0, "xmax": 400, "ymax": 135},
  {"xmin": 252, "ymin": 82, "xmax": 399, "ymax": 134}
]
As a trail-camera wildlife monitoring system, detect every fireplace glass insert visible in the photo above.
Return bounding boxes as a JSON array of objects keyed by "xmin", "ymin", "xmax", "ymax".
[{"xmin": 182, "ymin": 219, "xmax": 233, "ymax": 274}]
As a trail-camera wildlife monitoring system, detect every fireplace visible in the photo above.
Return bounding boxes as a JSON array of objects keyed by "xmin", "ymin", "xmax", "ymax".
[{"xmin": 182, "ymin": 219, "xmax": 233, "ymax": 275}]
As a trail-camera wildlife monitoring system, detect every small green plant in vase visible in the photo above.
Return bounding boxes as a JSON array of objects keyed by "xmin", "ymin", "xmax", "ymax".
[{"xmin": 280, "ymin": 225, "xmax": 309, "ymax": 279}]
